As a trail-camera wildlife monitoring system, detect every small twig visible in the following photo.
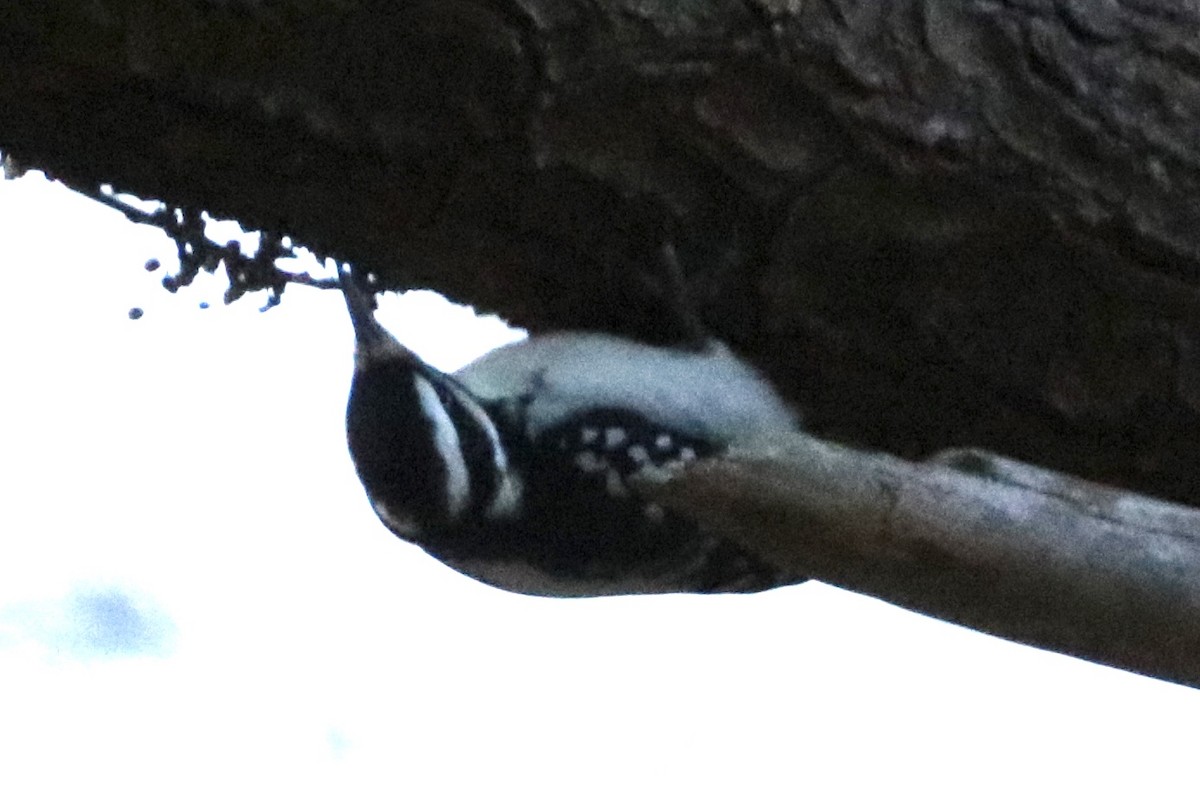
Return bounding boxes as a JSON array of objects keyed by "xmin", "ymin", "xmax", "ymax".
[
  {"xmin": 82, "ymin": 184, "xmax": 339, "ymax": 310},
  {"xmin": 280, "ymin": 271, "xmax": 339, "ymax": 290}
]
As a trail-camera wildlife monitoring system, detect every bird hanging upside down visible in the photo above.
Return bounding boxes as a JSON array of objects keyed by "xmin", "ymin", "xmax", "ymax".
[{"xmin": 339, "ymin": 266, "xmax": 804, "ymax": 596}]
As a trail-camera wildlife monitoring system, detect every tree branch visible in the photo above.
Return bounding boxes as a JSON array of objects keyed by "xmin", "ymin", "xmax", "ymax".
[{"xmin": 643, "ymin": 437, "xmax": 1200, "ymax": 688}]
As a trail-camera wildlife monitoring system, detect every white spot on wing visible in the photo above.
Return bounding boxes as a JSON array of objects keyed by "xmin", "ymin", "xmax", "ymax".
[
  {"xmin": 604, "ymin": 427, "xmax": 627, "ymax": 448},
  {"xmin": 413, "ymin": 375, "xmax": 470, "ymax": 519},
  {"xmin": 628, "ymin": 444, "xmax": 650, "ymax": 464},
  {"xmin": 655, "ymin": 433, "xmax": 673, "ymax": 451},
  {"xmin": 604, "ymin": 469, "xmax": 627, "ymax": 497},
  {"xmin": 574, "ymin": 451, "xmax": 607, "ymax": 473},
  {"xmin": 580, "ymin": 427, "xmax": 599, "ymax": 445}
]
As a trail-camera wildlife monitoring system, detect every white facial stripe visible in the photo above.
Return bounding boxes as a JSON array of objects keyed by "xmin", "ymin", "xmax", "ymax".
[
  {"xmin": 487, "ymin": 471, "xmax": 523, "ymax": 519},
  {"xmin": 413, "ymin": 375, "xmax": 470, "ymax": 520},
  {"xmin": 453, "ymin": 389, "xmax": 524, "ymax": 517},
  {"xmin": 457, "ymin": 391, "xmax": 509, "ymax": 474}
]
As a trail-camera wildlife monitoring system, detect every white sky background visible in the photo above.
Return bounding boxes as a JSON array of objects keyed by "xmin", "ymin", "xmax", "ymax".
[{"xmin": 0, "ymin": 172, "xmax": 1197, "ymax": 798}]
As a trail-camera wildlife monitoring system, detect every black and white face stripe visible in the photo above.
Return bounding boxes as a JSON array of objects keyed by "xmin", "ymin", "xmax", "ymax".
[
  {"xmin": 452, "ymin": 387, "xmax": 523, "ymax": 519},
  {"xmin": 342, "ymin": 266, "xmax": 522, "ymax": 539},
  {"xmin": 411, "ymin": 374, "xmax": 471, "ymax": 520},
  {"xmin": 417, "ymin": 368, "xmax": 523, "ymax": 524}
]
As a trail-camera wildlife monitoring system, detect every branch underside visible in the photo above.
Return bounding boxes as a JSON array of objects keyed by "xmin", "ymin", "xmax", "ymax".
[
  {"xmin": 3, "ymin": 1, "xmax": 1200, "ymax": 681},
  {"xmin": 643, "ymin": 440, "xmax": 1200, "ymax": 688}
]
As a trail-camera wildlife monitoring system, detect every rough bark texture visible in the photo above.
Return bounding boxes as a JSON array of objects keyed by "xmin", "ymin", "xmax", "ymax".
[
  {"xmin": 4, "ymin": 1, "xmax": 1200, "ymax": 503},
  {"xmin": 3, "ymin": 2, "xmax": 1200, "ymax": 637}
]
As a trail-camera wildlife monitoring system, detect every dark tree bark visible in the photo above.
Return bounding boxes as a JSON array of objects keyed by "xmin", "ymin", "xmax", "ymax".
[{"xmin": 4, "ymin": 1, "xmax": 1200, "ymax": 679}]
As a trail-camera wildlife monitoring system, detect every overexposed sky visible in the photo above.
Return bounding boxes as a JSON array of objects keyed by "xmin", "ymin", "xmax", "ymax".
[{"xmin": 1, "ymin": 172, "xmax": 1197, "ymax": 798}]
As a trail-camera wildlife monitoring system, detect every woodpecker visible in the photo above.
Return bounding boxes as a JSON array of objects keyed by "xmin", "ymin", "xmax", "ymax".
[{"xmin": 340, "ymin": 267, "xmax": 804, "ymax": 596}]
